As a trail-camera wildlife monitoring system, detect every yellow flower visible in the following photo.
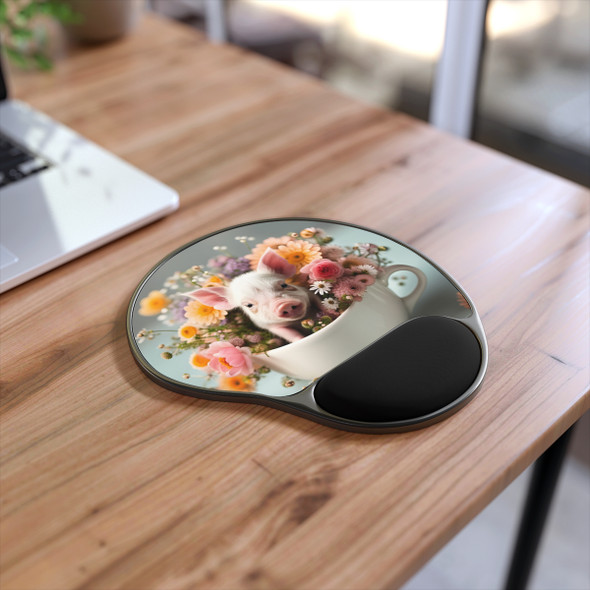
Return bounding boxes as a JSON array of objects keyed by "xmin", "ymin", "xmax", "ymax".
[
  {"xmin": 299, "ymin": 228, "xmax": 317, "ymax": 238},
  {"xmin": 218, "ymin": 375, "xmax": 255, "ymax": 392},
  {"xmin": 178, "ymin": 324, "xmax": 198, "ymax": 340},
  {"xmin": 138, "ymin": 290, "xmax": 171, "ymax": 316},
  {"xmin": 190, "ymin": 352, "xmax": 211, "ymax": 369},
  {"xmin": 246, "ymin": 236, "xmax": 292, "ymax": 270},
  {"xmin": 184, "ymin": 300, "xmax": 227, "ymax": 327},
  {"xmin": 203, "ymin": 275, "xmax": 224, "ymax": 287},
  {"xmin": 277, "ymin": 240, "xmax": 321, "ymax": 270}
]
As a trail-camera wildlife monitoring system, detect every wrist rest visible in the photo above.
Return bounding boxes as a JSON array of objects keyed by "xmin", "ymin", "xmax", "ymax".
[{"xmin": 313, "ymin": 316, "xmax": 482, "ymax": 422}]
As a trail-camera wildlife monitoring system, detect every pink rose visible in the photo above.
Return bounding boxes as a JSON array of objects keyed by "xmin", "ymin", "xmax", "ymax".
[
  {"xmin": 203, "ymin": 341, "xmax": 254, "ymax": 377},
  {"xmin": 300, "ymin": 258, "xmax": 344, "ymax": 281}
]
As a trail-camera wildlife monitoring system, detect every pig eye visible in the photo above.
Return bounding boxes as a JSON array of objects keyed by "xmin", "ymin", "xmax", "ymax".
[
  {"xmin": 244, "ymin": 303, "xmax": 254, "ymax": 308},
  {"xmin": 280, "ymin": 283, "xmax": 289, "ymax": 289}
]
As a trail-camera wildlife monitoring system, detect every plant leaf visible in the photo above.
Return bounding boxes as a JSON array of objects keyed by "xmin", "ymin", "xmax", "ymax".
[
  {"xmin": 32, "ymin": 51, "xmax": 53, "ymax": 71},
  {"xmin": 3, "ymin": 45, "xmax": 31, "ymax": 69}
]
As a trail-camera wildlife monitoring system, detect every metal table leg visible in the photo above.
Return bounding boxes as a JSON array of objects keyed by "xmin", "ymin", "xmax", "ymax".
[{"xmin": 503, "ymin": 425, "xmax": 575, "ymax": 590}]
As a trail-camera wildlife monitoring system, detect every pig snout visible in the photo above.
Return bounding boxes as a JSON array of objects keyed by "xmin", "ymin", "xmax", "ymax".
[{"xmin": 272, "ymin": 299, "xmax": 306, "ymax": 319}]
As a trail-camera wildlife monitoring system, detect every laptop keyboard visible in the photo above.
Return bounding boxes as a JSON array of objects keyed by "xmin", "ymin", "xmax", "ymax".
[{"xmin": 0, "ymin": 131, "xmax": 51, "ymax": 188}]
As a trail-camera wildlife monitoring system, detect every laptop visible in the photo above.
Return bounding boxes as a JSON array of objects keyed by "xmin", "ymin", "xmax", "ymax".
[{"xmin": 0, "ymin": 54, "xmax": 179, "ymax": 294}]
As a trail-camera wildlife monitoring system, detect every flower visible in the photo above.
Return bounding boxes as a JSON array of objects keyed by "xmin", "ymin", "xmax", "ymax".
[
  {"xmin": 189, "ymin": 351, "xmax": 212, "ymax": 369},
  {"xmin": 355, "ymin": 243, "xmax": 379, "ymax": 256},
  {"xmin": 178, "ymin": 324, "xmax": 198, "ymax": 340},
  {"xmin": 352, "ymin": 273, "xmax": 375, "ymax": 287},
  {"xmin": 168, "ymin": 297, "xmax": 192, "ymax": 323},
  {"xmin": 202, "ymin": 275, "xmax": 224, "ymax": 287},
  {"xmin": 299, "ymin": 227, "xmax": 318, "ymax": 238},
  {"xmin": 205, "ymin": 341, "xmax": 254, "ymax": 376},
  {"xmin": 276, "ymin": 240, "xmax": 321, "ymax": 271},
  {"xmin": 184, "ymin": 300, "xmax": 227, "ymax": 327},
  {"xmin": 221, "ymin": 257, "xmax": 251, "ymax": 278},
  {"xmin": 321, "ymin": 297, "xmax": 339, "ymax": 311},
  {"xmin": 138, "ymin": 290, "xmax": 171, "ymax": 316},
  {"xmin": 352, "ymin": 264, "xmax": 378, "ymax": 276},
  {"xmin": 332, "ymin": 277, "xmax": 366, "ymax": 302},
  {"xmin": 218, "ymin": 375, "xmax": 255, "ymax": 391},
  {"xmin": 310, "ymin": 280, "xmax": 332, "ymax": 295},
  {"xmin": 246, "ymin": 236, "xmax": 292, "ymax": 270},
  {"xmin": 207, "ymin": 255, "xmax": 230, "ymax": 269},
  {"xmin": 340, "ymin": 255, "xmax": 376, "ymax": 270},
  {"xmin": 320, "ymin": 245, "xmax": 345, "ymax": 260},
  {"xmin": 300, "ymin": 258, "xmax": 344, "ymax": 281}
]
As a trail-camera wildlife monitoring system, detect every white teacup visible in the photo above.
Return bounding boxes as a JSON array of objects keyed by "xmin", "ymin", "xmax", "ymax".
[{"xmin": 255, "ymin": 265, "xmax": 427, "ymax": 380}]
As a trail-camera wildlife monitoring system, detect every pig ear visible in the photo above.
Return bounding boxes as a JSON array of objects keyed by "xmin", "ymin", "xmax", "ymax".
[
  {"xmin": 185, "ymin": 287, "xmax": 234, "ymax": 310},
  {"xmin": 257, "ymin": 247, "xmax": 296, "ymax": 277}
]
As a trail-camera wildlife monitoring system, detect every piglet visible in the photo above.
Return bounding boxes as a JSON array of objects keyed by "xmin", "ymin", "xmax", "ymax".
[{"xmin": 187, "ymin": 248, "xmax": 314, "ymax": 342}]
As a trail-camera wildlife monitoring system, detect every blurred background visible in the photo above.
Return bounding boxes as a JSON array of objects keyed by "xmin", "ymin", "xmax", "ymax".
[
  {"xmin": 150, "ymin": 0, "xmax": 590, "ymax": 187},
  {"xmin": 146, "ymin": 2, "xmax": 589, "ymax": 588}
]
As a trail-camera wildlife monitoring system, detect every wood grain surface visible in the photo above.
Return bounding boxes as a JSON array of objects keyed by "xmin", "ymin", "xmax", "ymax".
[{"xmin": 1, "ymin": 13, "xmax": 588, "ymax": 590}]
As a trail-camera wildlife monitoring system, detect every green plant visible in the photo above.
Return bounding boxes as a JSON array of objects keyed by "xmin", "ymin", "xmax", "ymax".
[{"xmin": 0, "ymin": 0, "xmax": 79, "ymax": 70}]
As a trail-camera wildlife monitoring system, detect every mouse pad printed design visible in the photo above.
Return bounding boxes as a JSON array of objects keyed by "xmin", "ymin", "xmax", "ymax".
[{"xmin": 129, "ymin": 219, "xmax": 476, "ymax": 401}]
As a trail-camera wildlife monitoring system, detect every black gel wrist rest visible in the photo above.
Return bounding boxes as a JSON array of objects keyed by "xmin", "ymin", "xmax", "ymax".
[{"xmin": 313, "ymin": 317, "xmax": 482, "ymax": 422}]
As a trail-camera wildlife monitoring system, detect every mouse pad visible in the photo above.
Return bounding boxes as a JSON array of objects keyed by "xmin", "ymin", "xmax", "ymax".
[{"xmin": 127, "ymin": 218, "xmax": 488, "ymax": 432}]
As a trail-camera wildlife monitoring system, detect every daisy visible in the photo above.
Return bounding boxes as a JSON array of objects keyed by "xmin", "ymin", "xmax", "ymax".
[
  {"xmin": 355, "ymin": 243, "xmax": 379, "ymax": 256},
  {"xmin": 310, "ymin": 280, "xmax": 332, "ymax": 295},
  {"xmin": 321, "ymin": 297, "xmax": 339, "ymax": 311},
  {"xmin": 184, "ymin": 300, "xmax": 227, "ymax": 327},
  {"xmin": 276, "ymin": 240, "xmax": 321, "ymax": 270},
  {"xmin": 178, "ymin": 324, "xmax": 198, "ymax": 341},
  {"xmin": 352, "ymin": 264, "xmax": 378, "ymax": 276}
]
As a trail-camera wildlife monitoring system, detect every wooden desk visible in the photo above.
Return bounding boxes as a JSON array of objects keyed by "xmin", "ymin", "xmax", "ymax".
[{"xmin": 1, "ymin": 13, "xmax": 588, "ymax": 590}]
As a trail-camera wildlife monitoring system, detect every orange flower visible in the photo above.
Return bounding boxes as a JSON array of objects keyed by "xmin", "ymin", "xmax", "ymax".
[
  {"xmin": 203, "ymin": 275, "xmax": 224, "ymax": 287},
  {"xmin": 218, "ymin": 375, "xmax": 255, "ymax": 392},
  {"xmin": 190, "ymin": 352, "xmax": 211, "ymax": 369},
  {"xmin": 246, "ymin": 236, "xmax": 292, "ymax": 270},
  {"xmin": 299, "ymin": 228, "xmax": 317, "ymax": 239},
  {"xmin": 277, "ymin": 240, "xmax": 321, "ymax": 271},
  {"xmin": 178, "ymin": 324, "xmax": 198, "ymax": 340},
  {"xmin": 184, "ymin": 300, "xmax": 227, "ymax": 327},
  {"xmin": 138, "ymin": 290, "xmax": 171, "ymax": 316}
]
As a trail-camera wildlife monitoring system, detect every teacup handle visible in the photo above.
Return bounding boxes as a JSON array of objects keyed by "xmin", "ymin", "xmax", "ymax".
[{"xmin": 379, "ymin": 264, "xmax": 427, "ymax": 313}]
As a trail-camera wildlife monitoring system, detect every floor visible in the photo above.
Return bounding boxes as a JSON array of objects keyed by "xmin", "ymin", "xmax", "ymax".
[{"xmin": 402, "ymin": 456, "xmax": 590, "ymax": 590}]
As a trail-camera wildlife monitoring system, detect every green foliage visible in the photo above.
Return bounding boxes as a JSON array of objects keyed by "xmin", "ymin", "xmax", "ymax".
[{"xmin": 0, "ymin": 0, "xmax": 80, "ymax": 70}]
